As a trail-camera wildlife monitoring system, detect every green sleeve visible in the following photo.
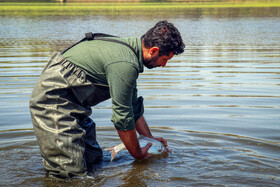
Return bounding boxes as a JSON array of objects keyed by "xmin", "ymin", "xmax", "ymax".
[{"xmin": 106, "ymin": 61, "xmax": 139, "ymax": 131}]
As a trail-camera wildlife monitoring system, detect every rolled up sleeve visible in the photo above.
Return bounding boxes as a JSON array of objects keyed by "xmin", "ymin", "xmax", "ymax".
[{"xmin": 106, "ymin": 62, "xmax": 139, "ymax": 131}]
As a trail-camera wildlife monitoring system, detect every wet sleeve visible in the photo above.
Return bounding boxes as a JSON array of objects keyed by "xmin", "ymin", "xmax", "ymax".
[
  {"xmin": 106, "ymin": 62, "xmax": 138, "ymax": 131},
  {"xmin": 132, "ymin": 85, "xmax": 144, "ymax": 122}
]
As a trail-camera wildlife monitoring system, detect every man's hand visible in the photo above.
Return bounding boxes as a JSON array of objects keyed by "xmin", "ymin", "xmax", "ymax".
[
  {"xmin": 152, "ymin": 137, "xmax": 167, "ymax": 147},
  {"xmin": 141, "ymin": 143, "xmax": 153, "ymax": 158},
  {"xmin": 151, "ymin": 136, "xmax": 169, "ymax": 152}
]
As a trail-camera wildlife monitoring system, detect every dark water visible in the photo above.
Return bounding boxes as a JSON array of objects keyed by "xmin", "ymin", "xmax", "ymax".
[{"xmin": 1, "ymin": 11, "xmax": 280, "ymax": 186}]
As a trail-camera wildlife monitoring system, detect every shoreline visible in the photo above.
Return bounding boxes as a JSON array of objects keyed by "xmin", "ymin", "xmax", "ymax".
[{"xmin": 0, "ymin": 1, "xmax": 280, "ymax": 16}]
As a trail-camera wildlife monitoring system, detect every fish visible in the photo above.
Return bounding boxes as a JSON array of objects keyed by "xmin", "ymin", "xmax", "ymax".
[{"xmin": 105, "ymin": 136, "xmax": 166, "ymax": 161}]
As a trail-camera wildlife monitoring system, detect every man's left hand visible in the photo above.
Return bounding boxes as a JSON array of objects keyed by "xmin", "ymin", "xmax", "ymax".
[{"xmin": 151, "ymin": 136, "xmax": 169, "ymax": 152}]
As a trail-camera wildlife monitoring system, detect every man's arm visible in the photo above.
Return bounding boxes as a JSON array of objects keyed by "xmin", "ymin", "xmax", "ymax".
[
  {"xmin": 135, "ymin": 115, "xmax": 152, "ymax": 138},
  {"xmin": 117, "ymin": 128, "xmax": 152, "ymax": 159},
  {"xmin": 135, "ymin": 116, "xmax": 168, "ymax": 147},
  {"xmin": 106, "ymin": 62, "xmax": 152, "ymax": 159},
  {"xmin": 118, "ymin": 116, "xmax": 168, "ymax": 160}
]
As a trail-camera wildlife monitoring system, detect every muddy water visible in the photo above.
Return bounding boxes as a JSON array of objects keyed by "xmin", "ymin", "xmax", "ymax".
[{"xmin": 0, "ymin": 12, "xmax": 280, "ymax": 186}]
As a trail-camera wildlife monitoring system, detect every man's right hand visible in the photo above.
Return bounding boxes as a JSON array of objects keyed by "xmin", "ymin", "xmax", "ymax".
[{"xmin": 141, "ymin": 143, "xmax": 153, "ymax": 159}]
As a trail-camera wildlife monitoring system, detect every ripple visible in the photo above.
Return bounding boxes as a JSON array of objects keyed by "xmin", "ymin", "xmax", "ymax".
[{"xmin": 0, "ymin": 127, "xmax": 279, "ymax": 186}]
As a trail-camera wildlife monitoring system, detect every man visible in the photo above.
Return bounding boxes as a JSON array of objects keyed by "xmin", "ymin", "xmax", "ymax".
[{"xmin": 29, "ymin": 20, "xmax": 185, "ymax": 179}]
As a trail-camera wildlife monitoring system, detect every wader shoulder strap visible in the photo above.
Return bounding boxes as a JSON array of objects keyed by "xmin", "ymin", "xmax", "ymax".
[{"xmin": 61, "ymin": 32, "xmax": 137, "ymax": 57}]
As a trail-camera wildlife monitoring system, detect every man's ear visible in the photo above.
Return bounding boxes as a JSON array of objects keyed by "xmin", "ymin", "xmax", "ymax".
[{"xmin": 149, "ymin": 47, "xmax": 160, "ymax": 57}]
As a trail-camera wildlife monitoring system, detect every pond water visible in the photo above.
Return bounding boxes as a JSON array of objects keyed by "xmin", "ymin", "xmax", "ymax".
[{"xmin": 0, "ymin": 9, "xmax": 280, "ymax": 186}]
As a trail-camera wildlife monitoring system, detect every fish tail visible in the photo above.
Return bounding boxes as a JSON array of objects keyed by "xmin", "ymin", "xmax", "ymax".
[
  {"xmin": 104, "ymin": 147, "xmax": 114, "ymax": 151},
  {"xmin": 104, "ymin": 147, "xmax": 119, "ymax": 161},
  {"xmin": 110, "ymin": 151, "xmax": 118, "ymax": 161}
]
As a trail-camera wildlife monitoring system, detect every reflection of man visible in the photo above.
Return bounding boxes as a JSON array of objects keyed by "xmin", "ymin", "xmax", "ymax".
[{"xmin": 29, "ymin": 20, "xmax": 185, "ymax": 179}]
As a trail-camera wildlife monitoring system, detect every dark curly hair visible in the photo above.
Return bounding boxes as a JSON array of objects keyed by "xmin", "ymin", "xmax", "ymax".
[{"xmin": 141, "ymin": 20, "xmax": 185, "ymax": 56}]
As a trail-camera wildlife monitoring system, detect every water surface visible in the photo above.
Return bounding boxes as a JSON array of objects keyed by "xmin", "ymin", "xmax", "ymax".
[{"xmin": 0, "ymin": 11, "xmax": 280, "ymax": 186}]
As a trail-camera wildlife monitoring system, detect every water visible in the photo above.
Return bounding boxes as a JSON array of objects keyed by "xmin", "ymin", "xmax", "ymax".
[{"xmin": 1, "ymin": 10, "xmax": 280, "ymax": 186}]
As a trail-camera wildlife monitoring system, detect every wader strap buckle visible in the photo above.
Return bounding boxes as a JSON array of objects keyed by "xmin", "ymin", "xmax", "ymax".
[
  {"xmin": 85, "ymin": 32, "xmax": 116, "ymax": 40},
  {"xmin": 85, "ymin": 32, "xmax": 94, "ymax": 40}
]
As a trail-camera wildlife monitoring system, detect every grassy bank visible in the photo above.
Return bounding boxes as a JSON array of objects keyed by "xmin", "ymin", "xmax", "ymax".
[{"xmin": 0, "ymin": 1, "xmax": 279, "ymax": 16}]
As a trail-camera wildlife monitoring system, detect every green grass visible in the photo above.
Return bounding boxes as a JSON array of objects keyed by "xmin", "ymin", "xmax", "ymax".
[{"xmin": 0, "ymin": 1, "xmax": 279, "ymax": 16}]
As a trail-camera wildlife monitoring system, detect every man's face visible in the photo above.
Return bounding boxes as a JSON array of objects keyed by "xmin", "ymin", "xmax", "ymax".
[{"xmin": 143, "ymin": 52, "xmax": 174, "ymax": 69}]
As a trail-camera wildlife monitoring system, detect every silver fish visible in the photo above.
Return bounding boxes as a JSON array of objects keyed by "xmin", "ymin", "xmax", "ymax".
[{"xmin": 105, "ymin": 136, "xmax": 165, "ymax": 161}]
